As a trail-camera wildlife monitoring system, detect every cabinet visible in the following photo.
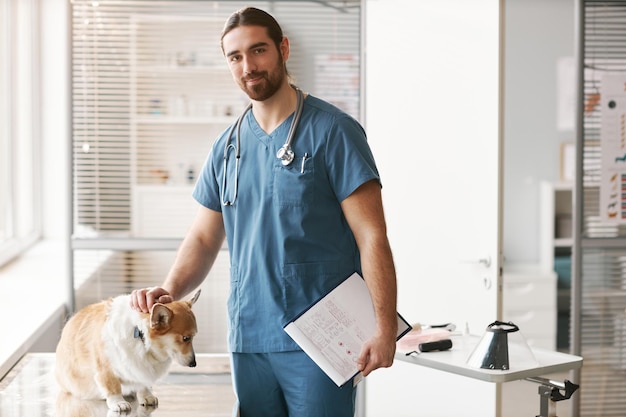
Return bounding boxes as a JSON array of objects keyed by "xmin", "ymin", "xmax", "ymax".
[
  {"xmin": 502, "ymin": 264, "xmax": 557, "ymax": 350},
  {"xmin": 501, "ymin": 182, "xmax": 571, "ymax": 352},
  {"xmin": 129, "ymin": 15, "xmax": 244, "ymax": 237},
  {"xmin": 540, "ymin": 181, "xmax": 573, "ymax": 350}
]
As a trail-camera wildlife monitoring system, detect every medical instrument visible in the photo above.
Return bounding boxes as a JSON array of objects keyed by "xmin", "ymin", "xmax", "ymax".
[
  {"xmin": 300, "ymin": 153, "xmax": 309, "ymax": 174},
  {"xmin": 221, "ymin": 86, "xmax": 304, "ymax": 206},
  {"xmin": 276, "ymin": 87, "xmax": 304, "ymax": 166},
  {"xmin": 221, "ymin": 102, "xmax": 250, "ymax": 206}
]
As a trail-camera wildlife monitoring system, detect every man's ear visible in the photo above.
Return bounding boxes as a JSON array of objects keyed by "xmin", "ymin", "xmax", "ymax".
[{"xmin": 280, "ymin": 36, "xmax": 290, "ymax": 62}]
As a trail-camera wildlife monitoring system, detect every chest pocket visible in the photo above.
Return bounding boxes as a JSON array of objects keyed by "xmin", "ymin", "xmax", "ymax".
[{"xmin": 273, "ymin": 158, "xmax": 315, "ymax": 207}]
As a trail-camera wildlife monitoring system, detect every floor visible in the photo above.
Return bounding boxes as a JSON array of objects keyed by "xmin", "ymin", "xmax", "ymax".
[{"xmin": 0, "ymin": 353, "xmax": 236, "ymax": 417}]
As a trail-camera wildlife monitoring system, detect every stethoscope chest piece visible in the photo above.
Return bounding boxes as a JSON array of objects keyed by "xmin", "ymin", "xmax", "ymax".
[
  {"xmin": 276, "ymin": 145, "xmax": 295, "ymax": 166},
  {"xmin": 222, "ymin": 85, "xmax": 304, "ymax": 206}
]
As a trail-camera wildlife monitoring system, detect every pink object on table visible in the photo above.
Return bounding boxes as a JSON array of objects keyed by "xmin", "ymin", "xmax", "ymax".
[{"xmin": 397, "ymin": 328, "xmax": 452, "ymax": 351}]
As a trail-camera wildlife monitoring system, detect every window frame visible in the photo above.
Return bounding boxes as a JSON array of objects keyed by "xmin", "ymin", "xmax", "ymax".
[{"xmin": 0, "ymin": 0, "xmax": 42, "ymax": 268}]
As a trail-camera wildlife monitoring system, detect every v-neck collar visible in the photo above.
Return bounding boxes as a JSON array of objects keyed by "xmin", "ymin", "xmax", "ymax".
[{"xmin": 246, "ymin": 107, "xmax": 297, "ymax": 146}]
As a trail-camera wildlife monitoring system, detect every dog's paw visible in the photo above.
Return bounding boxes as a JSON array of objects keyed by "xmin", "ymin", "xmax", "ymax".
[
  {"xmin": 107, "ymin": 400, "xmax": 132, "ymax": 413},
  {"xmin": 139, "ymin": 394, "xmax": 158, "ymax": 407}
]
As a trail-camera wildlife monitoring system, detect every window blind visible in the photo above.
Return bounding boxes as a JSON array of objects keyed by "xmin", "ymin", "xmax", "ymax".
[
  {"xmin": 578, "ymin": 1, "xmax": 626, "ymax": 415},
  {"xmin": 72, "ymin": 0, "xmax": 361, "ymax": 239},
  {"xmin": 71, "ymin": 0, "xmax": 362, "ymax": 353}
]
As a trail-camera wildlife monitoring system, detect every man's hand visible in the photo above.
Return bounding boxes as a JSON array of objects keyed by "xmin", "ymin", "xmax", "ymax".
[
  {"xmin": 356, "ymin": 332, "xmax": 396, "ymax": 377},
  {"xmin": 130, "ymin": 287, "xmax": 173, "ymax": 313}
]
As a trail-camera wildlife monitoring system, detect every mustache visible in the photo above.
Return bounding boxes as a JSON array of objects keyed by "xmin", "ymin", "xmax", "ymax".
[{"xmin": 243, "ymin": 71, "xmax": 267, "ymax": 82}]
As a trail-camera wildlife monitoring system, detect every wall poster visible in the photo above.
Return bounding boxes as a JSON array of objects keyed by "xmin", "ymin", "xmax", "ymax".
[{"xmin": 600, "ymin": 74, "xmax": 626, "ymax": 223}]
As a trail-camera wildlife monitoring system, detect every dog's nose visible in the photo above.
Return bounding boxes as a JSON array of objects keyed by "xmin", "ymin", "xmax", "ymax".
[{"xmin": 189, "ymin": 355, "xmax": 196, "ymax": 367}]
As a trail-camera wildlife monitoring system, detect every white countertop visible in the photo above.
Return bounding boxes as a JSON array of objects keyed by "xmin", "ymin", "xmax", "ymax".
[{"xmin": 396, "ymin": 334, "xmax": 582, "ymax": 383}]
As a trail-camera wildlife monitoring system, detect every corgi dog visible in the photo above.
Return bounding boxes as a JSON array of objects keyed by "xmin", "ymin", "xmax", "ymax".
[{"xmin": 55, "ymin": 290, "xmax": 201, "ymax": 412}]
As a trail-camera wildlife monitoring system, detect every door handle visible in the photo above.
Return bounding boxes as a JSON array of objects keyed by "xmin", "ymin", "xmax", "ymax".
[{"xmin": 459, "ymin": 256, "xmax": 491, "ymax": 268}]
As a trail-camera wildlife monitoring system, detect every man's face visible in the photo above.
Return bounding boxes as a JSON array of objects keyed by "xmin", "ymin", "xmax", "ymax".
[{"xmin": 222, "ymin": 25, "xmax": 288, "ymax": 101}]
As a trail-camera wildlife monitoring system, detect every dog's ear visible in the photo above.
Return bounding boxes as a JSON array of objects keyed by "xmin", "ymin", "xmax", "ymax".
[
  {"xmin": 187, "ymin": 289, "xmax": 201, "ymax": 307},
  {"xmin": 150, "ymin": 303, "xmax": 173, "ymax": 330}
]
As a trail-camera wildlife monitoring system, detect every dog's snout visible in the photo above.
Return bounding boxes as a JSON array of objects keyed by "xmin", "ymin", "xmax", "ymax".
[
  {"xmin": 188, "ymin": 352, "xmax": 196, "ymax": 368},
  {"xmin": 175, "ymin": 352, "xmax": 196, "ymax": 368}
]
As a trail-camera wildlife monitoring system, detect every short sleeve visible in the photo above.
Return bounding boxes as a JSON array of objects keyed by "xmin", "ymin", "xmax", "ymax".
[{"xmin": 324, "ymin": 114, "xmax": 380, "ymax": 202}]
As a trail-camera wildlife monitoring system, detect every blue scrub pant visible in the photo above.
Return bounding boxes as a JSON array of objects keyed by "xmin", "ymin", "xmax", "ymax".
[{"xmin": 231, "ymin": 351, "xmax": 357, "ymax": 417}]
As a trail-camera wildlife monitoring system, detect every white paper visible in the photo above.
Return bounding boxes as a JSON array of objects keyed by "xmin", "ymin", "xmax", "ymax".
[{"xmin": 284, "ymin": 272, "xmax": 411, "ymax": 386}]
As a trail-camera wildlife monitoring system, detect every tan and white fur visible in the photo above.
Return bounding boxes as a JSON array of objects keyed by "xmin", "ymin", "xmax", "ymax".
[{"xmin": 55, "ymin": 290, "xmax": 201, "ymax": 412}]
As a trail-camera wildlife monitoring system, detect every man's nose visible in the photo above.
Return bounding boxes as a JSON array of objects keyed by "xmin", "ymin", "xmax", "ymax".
[{"xmin": 242, "ymin": 56, "xmax": 257, "ymax": 74}]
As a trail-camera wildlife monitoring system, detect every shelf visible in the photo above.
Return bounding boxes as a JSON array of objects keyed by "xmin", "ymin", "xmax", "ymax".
[
  {"xmin": 129, "ymin": 15, "xmax": 240, "ymax": 238},
  {"xmin": 555, "ymin": 238, "xmax": 573, "ymax": 248},
  {"xmin": 134, "ymin": 116, "xmax": 232, "ymax": 124},
  {"xmin": 135, "ymin": 65, "xmax": 227, "ymax": 74},
  {"xmin": 135, "ymin": 184, "xmax": 194, "ymax": 192}
]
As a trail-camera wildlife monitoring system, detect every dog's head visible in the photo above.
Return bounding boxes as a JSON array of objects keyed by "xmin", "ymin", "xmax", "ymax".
[{"xmin": 148, "ymin": 289, "xmax": 201, "ymax": 367}]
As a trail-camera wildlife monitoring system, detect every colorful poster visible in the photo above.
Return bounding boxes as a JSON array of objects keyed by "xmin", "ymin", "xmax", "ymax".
[
  {"xmin": 600, "ymin": 74, "xmax": 626, "ymax": 222},
  {"xmin": 314, "ymin": 54, "xmax": 360, "ymax": 120}
]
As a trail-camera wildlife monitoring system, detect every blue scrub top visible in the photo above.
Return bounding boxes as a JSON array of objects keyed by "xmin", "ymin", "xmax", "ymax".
[{"xmin": 193, "ymin": 95, "xmax": 380, "ymax": 353}]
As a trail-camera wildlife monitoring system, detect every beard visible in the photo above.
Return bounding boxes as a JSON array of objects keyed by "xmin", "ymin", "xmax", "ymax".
[{"xmin": 237, "ymin": 58, "xmax": 288, "ymax": 101}]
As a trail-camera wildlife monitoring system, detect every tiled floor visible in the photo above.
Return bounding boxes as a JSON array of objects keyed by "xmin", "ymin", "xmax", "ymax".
[{"xmin": 0, "ymin": 353, "xmax": 236, "ymax": 417}]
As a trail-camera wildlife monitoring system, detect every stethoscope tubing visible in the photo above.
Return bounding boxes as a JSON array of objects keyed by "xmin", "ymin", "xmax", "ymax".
[
  {"xmin": 277, "ymin": 86, "xmax": 304, "ymax": 166},
  {"xmin": 221, "ymin": 102, "xmax": 250, "ymax": 206},
  {"xmin": 221, "ymin": 86, "xmax": 304, "ymax": 206}
]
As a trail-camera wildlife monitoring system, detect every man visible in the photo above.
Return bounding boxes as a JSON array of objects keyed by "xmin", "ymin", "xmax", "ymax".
[{"xmin": 130, "ymin": 7, "xmax": 398, "ymax": 417}]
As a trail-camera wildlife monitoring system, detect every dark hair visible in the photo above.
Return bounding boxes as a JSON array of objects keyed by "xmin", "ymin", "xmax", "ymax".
[{"xmin": 221, "ymin": 7, "xmax": 284, "ymax": 54}]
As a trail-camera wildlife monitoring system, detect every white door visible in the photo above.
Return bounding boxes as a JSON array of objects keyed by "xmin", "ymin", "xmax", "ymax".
[{"xmin": 363, "ymin": 1, "xmax": 502, "ymax": 416}]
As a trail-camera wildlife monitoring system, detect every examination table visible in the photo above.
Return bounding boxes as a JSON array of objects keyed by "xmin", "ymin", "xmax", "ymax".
[{"xmin": 0, "ymin": 353, "xmax": 236, "ymax": 417}]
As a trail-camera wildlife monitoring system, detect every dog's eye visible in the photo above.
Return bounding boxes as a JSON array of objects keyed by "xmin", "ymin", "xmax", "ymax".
[{"xmin": 183, "ymin": 336, "xmax": 191, "ymax": 343}]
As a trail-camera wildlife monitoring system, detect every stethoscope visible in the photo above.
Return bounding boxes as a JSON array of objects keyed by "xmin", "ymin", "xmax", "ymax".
[{"xmin": 221, "ymin": 86, "xmax": 304, "ymax": 206}]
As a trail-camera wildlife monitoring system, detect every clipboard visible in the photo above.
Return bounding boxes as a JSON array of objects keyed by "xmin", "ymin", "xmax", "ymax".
[{"xmin": 283, "ymin": 271, "xmax": 412, "ymax": 387}]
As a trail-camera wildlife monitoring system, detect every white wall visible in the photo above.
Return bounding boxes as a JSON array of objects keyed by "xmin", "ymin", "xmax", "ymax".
[
  {"xmin": 362, "ymin": 1, "xmax": 576, "ymax": 415},
  {"xmin": 503, "ymin": 0, "xmax": 575, "ymax": 264}
]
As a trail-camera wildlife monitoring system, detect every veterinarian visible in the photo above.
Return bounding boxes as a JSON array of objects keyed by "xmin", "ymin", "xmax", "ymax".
[{"xmin": 130, "ymin": 7, "xmax": 398, "ymax": 417}]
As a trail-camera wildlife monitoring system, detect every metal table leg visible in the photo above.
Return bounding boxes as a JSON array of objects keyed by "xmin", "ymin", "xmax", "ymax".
[{"xmin": 525, "ymin": 377, "xmax": 579, "ymax": 417}]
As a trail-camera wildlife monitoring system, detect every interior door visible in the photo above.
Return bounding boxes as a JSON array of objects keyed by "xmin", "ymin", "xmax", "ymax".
[{"xmin": 363, "ymin": 1, "xmax": 502, "ymax": 416}]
